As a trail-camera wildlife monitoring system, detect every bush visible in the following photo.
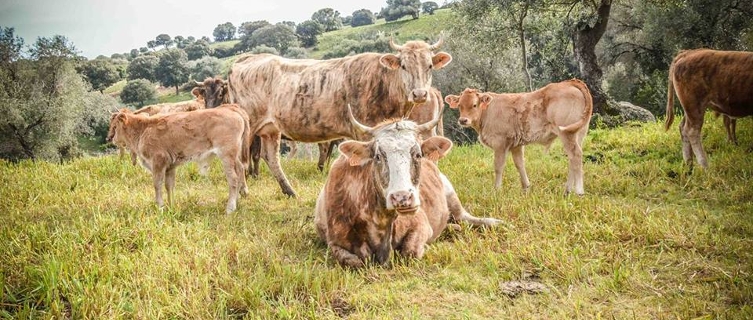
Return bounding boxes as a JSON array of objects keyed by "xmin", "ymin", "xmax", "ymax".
[
  {"xmin": 187, "ymin": 56, "xmax": 224, "ymax": 81},
  {"xmin": 120, "ymin": 79, "xmax": 157, "ymax": 107}
]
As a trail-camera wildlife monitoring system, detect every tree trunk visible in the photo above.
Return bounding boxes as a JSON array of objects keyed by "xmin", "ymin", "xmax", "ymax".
[
  {"xmin": 572, "ymin": 0, "xmax": 617, "ymax": 115},
  {"xmin": 517, "ymin": 3, "xmax": 533, "ymax": 92},
  {"xmin": 175, "ymin": 85, "xmax": 179, "ymax": 95}
]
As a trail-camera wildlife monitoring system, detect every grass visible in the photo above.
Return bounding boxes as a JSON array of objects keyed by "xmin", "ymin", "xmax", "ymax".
[{"xmin": 1, "ymin": 116, "xmax": 752, "ymax": 319}]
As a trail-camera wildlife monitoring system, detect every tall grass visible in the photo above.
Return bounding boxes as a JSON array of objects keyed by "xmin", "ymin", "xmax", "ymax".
[{"xmin": 1, "ymin": 116, "xmax": 751, "ymax": 319}]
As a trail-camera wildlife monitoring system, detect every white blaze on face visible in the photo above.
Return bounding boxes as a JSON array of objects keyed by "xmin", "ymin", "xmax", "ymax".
[{"xmin": 372, "ymin": 124, "xmax": 422, "ymax": 211}]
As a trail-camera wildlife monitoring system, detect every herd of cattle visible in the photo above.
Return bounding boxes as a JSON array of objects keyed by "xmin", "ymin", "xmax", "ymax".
[{"xmin": 105, "ymin": 39, "xmax": 752, "ymax": 267}]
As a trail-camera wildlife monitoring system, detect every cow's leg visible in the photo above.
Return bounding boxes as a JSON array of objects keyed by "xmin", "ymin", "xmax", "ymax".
[
  {"xmin": 724, "ymin": 116, "xmax": 738, "ymax": 145},
  {"xmin": 260, "ymin": 128, "xmax": 297, "ymax": 197},
  {"xmin": 560, "ymin": 134, "xmax": 585, "ymax": 195},
  {"xmin": 440, "ymin": 173, "xmax": 502, "ymax": 227},
  {"xmin": 683, "ymin": 116, "xmax": 708, "ymax": 168},
  {"xmin": 130, "ymin": 151, "xmax": 137, "ymax": 166},
  {"xmin": 330, "ymin": 244, "xmax": 364, "ymax": 268},
  {"xmin": 152, "ymin": 166, "xmax": 166, "ymax": 210},
  {"xmin": 249, "ymin": 135, "xmax": 262, "ymax": 178},
  {"xmin": 493, "ymin": 148, "xmax": 509, "ymax": 189},
  {"xmin": 165, "ymin": 166, "xmax": 177, "ymax": 208},
  {"xmin": 235, "ymin": 155, "xmax": 249, "ymax": 197},
  {"xmin": 396, "ymin": 226, "xmax": 430, "ymax": 260},
  {"xmin": 317, "ymin": 142, "xmax": 329, "ymax": 172},
  {"xmin": 510, "ymin": 146, "xmax": 530, "ymax": 190},
  {"xmin": 286, "ymin": 141, "xmax": 298, "ymax": 158},
  {"xmin": 679, "ymin": 118, "xmax": 693, "ymax": 165},
  {"xmin": 220, "ymin": 155, "xmax": 240, "ymax": 214}
]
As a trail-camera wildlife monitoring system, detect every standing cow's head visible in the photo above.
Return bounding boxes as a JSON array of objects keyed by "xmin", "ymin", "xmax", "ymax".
[
  {"xmin": 106, "ymin": 109, "xmax": 132, "ymax": 144},
  {"xmin": 340, "ymin": 105, "xmax": 452, "ymax": 214},
  {"xmin": 193, "ymin": 77, "xmax": 228, "ymax": 108},
  {"xmin": 445, "ymin": 88, "xmax": 492, "ymax": 128},
  {"xmin": 379, "ymin": 38, "xmax": 452, "ymax": 105}
]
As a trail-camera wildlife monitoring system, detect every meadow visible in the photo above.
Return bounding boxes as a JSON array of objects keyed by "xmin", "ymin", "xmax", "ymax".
[{"xmin": 1, "ymin": 116, "xmax": 751, "ymax": 319}]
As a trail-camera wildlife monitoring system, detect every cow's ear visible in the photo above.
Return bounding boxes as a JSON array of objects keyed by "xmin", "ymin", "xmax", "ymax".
[
  {"xmin": 432, "ymin": 52, "xmax": 452, "ymax": 70},
  {"xmin": 116, "ymin": 112, "xmax": 129, "ymax": 126},
  {"xmin": 379, "ymin": 54, "xmax": 401, "ymax": 70},
  {"xmin": 479, "ymin": 93, "xmax": 493, "ymax": 110},
  {"xmin": 191, "ymin": 87, "xmax": 204, "ymax": 99},
  {"xmin": 421, "ymin": 136, "xmax": 453, "ymax": 162},
  {"xmin": 339, "ymin": 141, "xmax": 373, "ymax": 166},
  {"xmin": 445, "ymin": 95, "xmax": 460, "ymax": 109}
]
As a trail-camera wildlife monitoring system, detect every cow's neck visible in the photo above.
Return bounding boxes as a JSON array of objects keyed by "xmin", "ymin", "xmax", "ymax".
[
  {"xmin": 122, "ymin": 116, "xmax": 157, "ymax": 151},
  {"xmin": 362, "ymin": 165, "xmax": 398, "ymax": 264}
]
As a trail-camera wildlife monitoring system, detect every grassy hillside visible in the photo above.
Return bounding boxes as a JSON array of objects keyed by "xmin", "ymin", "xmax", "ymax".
[{"xmin": 1, "ymin": 117, "xmax": 751, "ymax": 318}]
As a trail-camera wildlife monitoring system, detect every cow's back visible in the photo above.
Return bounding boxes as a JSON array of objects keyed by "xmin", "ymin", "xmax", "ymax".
[{"xmin": 672, "ymin": 49, "xmax": 753, "ymax": 117}]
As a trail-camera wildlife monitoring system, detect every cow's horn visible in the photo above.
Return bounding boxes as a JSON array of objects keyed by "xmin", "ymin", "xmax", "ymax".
[
  {"xmin": 428, "ymin": 37, "xmax": 444, "ymax": 51},
  {"xmin": 389, "ymin": 37, "xmax": 404, "ymax": 51},
  {"xmin": 347, "ymin": 104, "xmax": 374, "ymax": 135},
  {"xmin": 416, "ymin": 101, "xmax": 445, "ymax": 133},
  {"xmin": 194, "ymin": 80, "xmax": 203, "ymax": 86}
]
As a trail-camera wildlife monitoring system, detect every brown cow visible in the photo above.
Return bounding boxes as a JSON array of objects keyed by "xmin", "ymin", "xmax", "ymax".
[
  {"xmin": 445, "ymin": 79, "xmax": 593, "ymax": 195},
  {"xmin": 713, "ymin": 112, "xmax": 739, "ymax": 145},
  {"xmin": 228, "ymin": 39, "xmax": 453, "ymax": 197},
  {"xmin": 314, "ymin": 106, "xmax": 501, "ymax": 268},
  {"xmin": 106, "ymin": 105, "xmax": 251, "ymax": 213},
  {"xmin": 665, "ymin": 49, "xmax": 753, "ymax": 167}
]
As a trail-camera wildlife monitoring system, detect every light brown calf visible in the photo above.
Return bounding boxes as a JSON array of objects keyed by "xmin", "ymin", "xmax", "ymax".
[
  {"xmin": 106, "ymin": 105, "xmax": 251, "ymax": 213},
  {"xmin": 666, "ymin": 49, "xmax": 753, "ymax": 167},
  {"xmin": 445, "ymin": 79, "xmax": 593, "ymax": 195}
]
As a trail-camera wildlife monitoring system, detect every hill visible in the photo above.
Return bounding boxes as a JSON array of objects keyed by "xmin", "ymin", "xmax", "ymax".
[{"xmin": 1, "ymin": 118, "xmax": 751, "ymax": 318}]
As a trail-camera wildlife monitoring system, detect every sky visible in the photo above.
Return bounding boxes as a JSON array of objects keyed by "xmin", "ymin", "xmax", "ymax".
[{"xmin": 0, "ymin": 0, "xmax": 388, "ymax": 59}]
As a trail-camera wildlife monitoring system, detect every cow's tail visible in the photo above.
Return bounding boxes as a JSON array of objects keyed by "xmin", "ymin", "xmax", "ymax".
[
  {"xmin": 240, "ymin": 111, "xmax": 251, "ymax": 171},
  {"xmin": 558, "ymin": 79, "xmax": 594, "ymax": 133},
  {"xmin": 665, "ymin": 62, "xmax": 676, "ymax": 131}
]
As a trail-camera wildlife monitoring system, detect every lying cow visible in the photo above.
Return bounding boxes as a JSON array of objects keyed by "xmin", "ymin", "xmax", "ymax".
[
  {"xmin": 133, "ymin": 87, "xmax": 206, "ymax": 116},
  {"xmin": 665, "ymin": 49, "xmax": 753, "ymax": 167},
  {"xmin": 106, "ymin": 105, "xmax": 251, "ymax": 213},
  {"xmin": 314, "ymin": 105, "xmax": 501, "ymax": 268},
  {"xmin": 445, "ymin": 79, "xmax": 593, "ymax": 195}
]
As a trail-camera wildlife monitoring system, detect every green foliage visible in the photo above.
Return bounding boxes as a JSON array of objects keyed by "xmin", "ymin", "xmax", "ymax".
[
  {"xmin": 155, "ymin": 34, "xmax": 172, "ymax": 49},
  {"xmin": 213, "ymin": 22, "xmax": 236, "ymax": 42},
  {"xmin": 381, "ymin": 0, "xmax": 421, "ymax": 22},
  {"xmin": 321, "ymin": 34, "xmax": 391, "ymax": 59},
  {"xmin": 238, "ymin": 20, "xmax": 271, "ymax": 38},
  {"xmin": 79, "ymin": 58, "xmax": 121, "ymax": 92},
  {"xmin": 126, "ymin": 54, "xmax": 158, "ymax": 82},
  {"xmin": 185, "ymin": 40, "xmax": 212, "ymax": 60},
  {"xmin": 312, "ymin": 8, "xmax": 343, "ymax": 32},
  {"xmin": 1, "ymin": 119, "xmax": 752, "ymax": 318},
  {"xmin": 250, "ymin": 45, "xmax": 279, "ymax": 55},
  {"xmin": 422, "ymin": 1, "xmax": 439, "ymax": 14},
  {"xmin": 351, "ymin": 9, "xmax": 376, "ymax": 27},
  {"xmin": 0, "ymin": 32, "xmax": 111, "ymax": 162},
  {"xmin": 296, "ymin": 20, "xmax": 325, "ymax": 47},
  {"xmin": 187, "ymin": 56, "xmax": 224, "ymax": 81},
  {"xmin": 246, "ymin": 25, "xmax": 299, "ymax": 55},
  {"xmin": 283, "ymin": 47, "xmax": 308, "ymax": 59},
  {"xmin": 119, "ymin": 79, "xmax": 156, "ymax": 107},
  {"xmin": 155, "ymin": 48, "xmax": 189, "ymax": 94}
]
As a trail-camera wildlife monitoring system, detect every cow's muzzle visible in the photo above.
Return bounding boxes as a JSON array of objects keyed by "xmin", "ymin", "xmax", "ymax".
[
  {"xmin": 458, "ymin": 118, "xmax": 470, "ymax": 127},
  {"xmin": 390, "ymin": 191, "xmax": 418, "ymax": 214},
  {"xmin": 411, "ymin": 89, "xmax": 428, "ymax": 104}
]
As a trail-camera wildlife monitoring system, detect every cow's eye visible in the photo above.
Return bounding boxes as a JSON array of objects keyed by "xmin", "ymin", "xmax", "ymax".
[
  {"xmin": 414, "ymin": 152, "xmax": 422, "ymax": 160},
  {"xmin": 374, "ymin": 153, "xmax": 382, "ymax": 162},
  {"xmin": 401, "ymin": 65, "xmax": 406, "ymax": 70},
  {"xmin": 473, "ymin": 104, "xmax": 478, "ymax": 108}
]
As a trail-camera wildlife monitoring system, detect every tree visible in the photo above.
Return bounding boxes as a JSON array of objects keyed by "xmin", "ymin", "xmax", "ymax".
[
  {"xmin": 139, "ymin": 47, "xmax": 148, "ymax": 54},
  {"xmin": 126, "ymin": 55, "xmax": 158, "ymax": 81},
  {"xmin": 185, "ymin": 39, "xmax": 213, "ymax": 60},
  {"xmin": 422, "ymin": 1, "xmax": 439, "ymax": 15},
  {"xmin": 380, "ymin": 0, "xmax": 421, "ymax": 22},
  {"xmin": 120, "ymin": 79, "xmax": 156, "ymax": 107},
  {"xmin": 250, "ymin": 45, "xmax": 279, "ymax": 55},
  {"xmin": 312, "ymin": 8, "xmax": 343, "ymax": 32},
  {"xmin": 342, "ymin": 15, "xmax": 353, "ymax": 26},
  {"xmin": 248, "ymin": 25, "xmax": 300, "ymax": 54},
  {"xmin": 0, "ymin": 33, "xmax": 108, "ymax": 161},
  {"xmin": 213, "ymin": 22, "xmax": 236, "ymax": 41},
  {"xmin": 173, "ymin": 35, "xmax": 186, "ymax": 48},
  {"xmin": 284, "ymin": 47, "xmax": 308, "ymax": 59},
  {"xmin": 79, "ymin": 58, "xmax": 121, "ymax": 92},
  {"xmin": 155, "ymin": 48, "xmax": 189, "ymax": 94},
  {"xmin": 570, "ymin": 0, "xmax": 614, "ymax": 114},
  {"xmin": 238, "ymin": 20, "xmax": 271, "ymax": 37},
  {"xmin": 351, "ymin": 9, "xmax": 376, "ymax": 27},
  {"xmin": 296, "ymin": 20, "xmax": 325, "ymax": 47},
  {"xmin": 278, "ymin": 21, "xmax": 296, "ymax": 30},
  {"xmin": 155, "ymin": 34, "xmax": 172, "ymax": 49},
  {"xmin": 187, "ymin": 56, "xmax": 224, "ymax": 82},
  {"xmin": 129, "ymin": 48, "xmax": 139, "ymax": 59},
  {"xmin": 147, "ymin": 40, "xmax": 157, "ymax": 51}
]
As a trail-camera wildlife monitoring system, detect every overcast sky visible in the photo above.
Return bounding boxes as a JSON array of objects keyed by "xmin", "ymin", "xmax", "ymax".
[{"xmin": 0, "ymin": 0, "xmax": 388, "ymax": 59}]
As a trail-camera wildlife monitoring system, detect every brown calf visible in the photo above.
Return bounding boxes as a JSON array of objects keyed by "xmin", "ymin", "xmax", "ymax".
[
  {"xmin": 445, "ymin": 79, "xmax": 593, "ymax": 195},
  {"xmin": 106, "ymin": 105, "xmax": 251, "ymax": 213},
  {"xmin": 666, "ymin": 49, "xmax": 753, "ymax": 167}
]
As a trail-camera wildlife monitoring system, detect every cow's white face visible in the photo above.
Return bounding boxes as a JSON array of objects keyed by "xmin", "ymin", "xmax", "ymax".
[
  {"xmin": 339, "ymin": 121, "xmax": 452, "ymax": 214},
  {"xmin": 379, "ymin": 41, "xmax": 452, "ymax": 105},
  {"xmin": 445, "ymin": 89, "xmax": 492, "ymax": 128}
]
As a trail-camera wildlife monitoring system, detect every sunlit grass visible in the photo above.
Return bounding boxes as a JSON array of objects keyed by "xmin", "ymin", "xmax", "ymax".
[{"xmin": 1, "ymin": 116, "xmax": 752, "ymax": 318}]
